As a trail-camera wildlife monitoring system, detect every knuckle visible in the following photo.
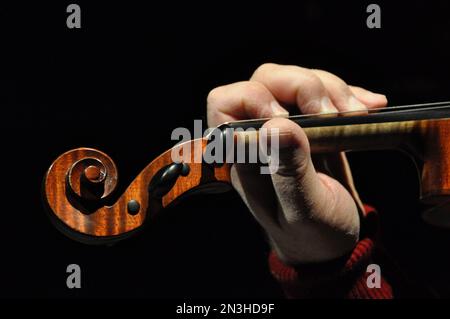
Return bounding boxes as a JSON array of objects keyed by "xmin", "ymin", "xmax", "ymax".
[
  {"xmin": 332, "ymin": 80, "xmax": 352, "ymax": 98},
  {"xmin": 330, "ymin": 76, "xmax": 350, "ymax": 93},
  {"xmin": 290, "ymin": 156, "xmax": 310, "ymax": 183},
  {"xmin": 252, "ymin": 62, "xmax": 278, "ymax": 78},
  {"xmin": 298, "ymin": 69, "xmax": 323, "ymax": 88},
  {"xmin": 206, "ymin": 86, "xmax": 224, "ymax": 105},
  {"xmin": 242, "ymin": 81, "xmax": 267, "ymax": 98},
  {"xmin": 337, "ymin": 80, "xmax": 351, "ymax": 93},
  {"xmin": 313, "ymin": 69, "xmax": 351, "ymax": 93}
]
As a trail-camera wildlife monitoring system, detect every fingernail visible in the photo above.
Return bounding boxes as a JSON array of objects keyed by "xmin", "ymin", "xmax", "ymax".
[
  {"xmin": 320, "ymin": 96, "xmax": 337, "ymax": 114},
  {"xmin": 372, "ymin": 92, "xmax": 386, "ymax": 99},
  {"xmin": 370, "ymin": 92, "xmax": 387, "ymax": 103},
  {"xmin": 347, "ymin": 95, "xmax": 367, "ymax": 111},
  {"xmin": 363, "ymin": 89, "xmax": 387, "ymax": 103},
  {"xmin": 365, "ymin": 88, "xmax": 386, "ymax": 99},
  {"xmin": 270, "ymin": 100, "xmax": 289, "ymax": 117}
]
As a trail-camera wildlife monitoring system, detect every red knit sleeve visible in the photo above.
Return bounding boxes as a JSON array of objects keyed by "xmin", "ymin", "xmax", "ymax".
[{"xmin": 268, "ymin": 205, "xmax": 394, "ymax": 299}]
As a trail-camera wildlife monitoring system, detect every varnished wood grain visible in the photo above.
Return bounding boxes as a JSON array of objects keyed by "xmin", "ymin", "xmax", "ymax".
[
  {"xmin": 421, "ymin": 120, "xmax": 450, "ymax": 204},
  {"xmin": 44, "ymin": 139, "xmax": 231, "ymax": 238},
  {"xmin": 43, "ymin": 118, "xmax": 450, "ymax": 241}
]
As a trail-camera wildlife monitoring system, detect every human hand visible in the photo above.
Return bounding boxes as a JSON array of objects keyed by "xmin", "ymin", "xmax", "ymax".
[{"xmin": 207, "ymin": 63, "xmax": 387, "ymax": 264}]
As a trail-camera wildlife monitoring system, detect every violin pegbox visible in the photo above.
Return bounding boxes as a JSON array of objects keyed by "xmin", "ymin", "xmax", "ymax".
[{"xmin": 43, "ymin": 143, "xmax": 232, "ymax": 244}]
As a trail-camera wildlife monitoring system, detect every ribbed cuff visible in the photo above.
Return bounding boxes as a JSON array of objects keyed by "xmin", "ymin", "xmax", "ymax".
[{"xmin": 268, "ymin": 204, "xmax": 393, "ymax": 298}]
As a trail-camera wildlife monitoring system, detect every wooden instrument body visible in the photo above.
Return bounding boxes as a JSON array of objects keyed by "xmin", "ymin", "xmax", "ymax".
[{"xmin": 43, "ymin": 115, "xmax": 450, "ymax": 243}]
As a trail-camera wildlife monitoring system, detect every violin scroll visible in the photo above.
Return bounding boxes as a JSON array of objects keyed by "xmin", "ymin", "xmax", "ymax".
[
  {"xmin": 43, "ymin": 141, "xmax": 232, "ymax": 244},
  {"xmin": 66, "ymin": 154, "xmax": 118, "ymax": 202}
]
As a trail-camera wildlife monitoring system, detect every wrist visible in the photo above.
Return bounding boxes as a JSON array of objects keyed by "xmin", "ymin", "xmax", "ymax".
[{"xmin": 268, "ymin": 221, "xmax": 360, "ymax": 264}]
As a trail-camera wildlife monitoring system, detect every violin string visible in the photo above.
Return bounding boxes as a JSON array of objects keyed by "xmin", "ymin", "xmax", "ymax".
[{"xmin": 226, "ymin": 100, "xmax": 450, "ymax": 126}]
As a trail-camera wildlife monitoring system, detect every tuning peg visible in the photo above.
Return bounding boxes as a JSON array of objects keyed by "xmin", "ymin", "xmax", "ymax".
[{"xmin": 148, "ymin": 162, "xmax": 190, "ymax": 198}]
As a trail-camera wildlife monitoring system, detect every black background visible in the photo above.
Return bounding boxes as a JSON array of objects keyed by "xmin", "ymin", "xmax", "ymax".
[{"xmin": 1, "ymin": 1, "xmax": 450, "ymax": 298}]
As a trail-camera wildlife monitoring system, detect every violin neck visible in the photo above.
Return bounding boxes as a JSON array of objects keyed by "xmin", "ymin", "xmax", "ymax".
[
  {"xmin": 230, "ymin": 116, "xmax": 450, "ymax": 205},
  {"xmin": 304, "ymin": 119, "xmax": 423, "ymax": 154},
  {"xmin": 225, "ymin": 101, "xmax": 450, "ymax": 155}
]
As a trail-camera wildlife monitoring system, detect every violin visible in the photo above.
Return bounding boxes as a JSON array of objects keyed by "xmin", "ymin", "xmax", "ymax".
[{"xmin": 43, "ymin": 101, "xmax": 450, "ymax": 244}]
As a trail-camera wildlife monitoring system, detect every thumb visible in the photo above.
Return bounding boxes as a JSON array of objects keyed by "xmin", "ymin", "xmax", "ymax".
[{"xmin": 262, "ymin": 118, "xmax": 360, "ymax": 262}]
